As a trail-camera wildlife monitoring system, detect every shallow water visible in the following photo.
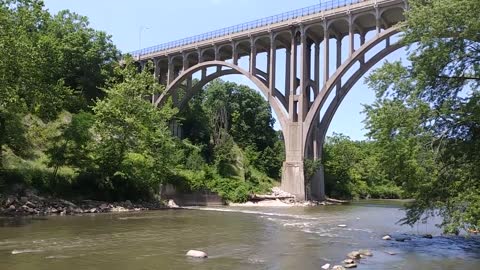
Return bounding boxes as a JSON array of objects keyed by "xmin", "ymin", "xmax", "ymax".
[{"xmin": 0, "ymin": 200, "xmax": 479, "ymax": 269}]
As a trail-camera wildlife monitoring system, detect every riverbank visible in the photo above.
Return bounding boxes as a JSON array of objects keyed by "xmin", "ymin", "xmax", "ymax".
[{"xmin": 0, "ymin": 191, "xmax": 168, "ymax": 217}]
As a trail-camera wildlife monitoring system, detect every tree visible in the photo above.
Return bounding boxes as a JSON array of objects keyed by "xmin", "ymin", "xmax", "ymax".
[
  {"xmin": 91, "ymin": 58, "xmax": 178, "ymax": 200},
  {"xmin": 46, "ymin": 111, "xmax": 95, "ymax": 176},
  {"xmin": 0, "ymin": 0, "xmax": 119, "ymax": 168},
  {"xmin": 365, "ymin": 0, "xmax": 480, "ymax": 232}
]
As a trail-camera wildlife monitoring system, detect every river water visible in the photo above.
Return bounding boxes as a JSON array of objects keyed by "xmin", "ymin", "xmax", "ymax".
[{"xmin": 0, "ymin": 200, "xmax": 479, "ymax": 270}]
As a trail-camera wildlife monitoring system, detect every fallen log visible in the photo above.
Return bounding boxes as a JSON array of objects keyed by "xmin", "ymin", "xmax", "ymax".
[
  {"xmin": 249, "ymin": 194, "xmax": 295, "ymax": 201},
  {"xmin": 325, "ymin": 197, "xmax": 349, "ymax": 204}
]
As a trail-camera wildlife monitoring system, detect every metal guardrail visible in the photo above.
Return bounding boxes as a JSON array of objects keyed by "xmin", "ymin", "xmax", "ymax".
[{"xmin": 130, "ymin": 0, "xmax": 363, "ymax": 58}]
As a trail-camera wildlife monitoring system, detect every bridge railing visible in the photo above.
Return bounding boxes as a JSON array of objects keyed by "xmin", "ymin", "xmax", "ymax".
[{"xmin": 130, "ymin": 0, "xmax": 363, "ymax": 58}]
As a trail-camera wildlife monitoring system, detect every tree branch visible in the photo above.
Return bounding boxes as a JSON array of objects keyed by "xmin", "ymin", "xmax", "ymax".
[{"xmin": 436, "ymin": 75, "xmax": 480, "ymax": 81}]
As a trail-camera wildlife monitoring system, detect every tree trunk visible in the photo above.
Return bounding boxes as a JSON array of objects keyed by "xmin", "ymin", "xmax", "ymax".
[{"xmin": 0, "ymin": 113, "xmax": 5, "ymax": 169}]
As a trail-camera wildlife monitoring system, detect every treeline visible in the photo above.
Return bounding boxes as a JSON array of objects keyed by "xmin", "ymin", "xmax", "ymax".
[
  {"xmin": 323, "ymin": 134, "xmax": 404, "ymax": 200},
  {"xmin": 0, "ymin": 0, "xmax": 282, "ymax": 203}
]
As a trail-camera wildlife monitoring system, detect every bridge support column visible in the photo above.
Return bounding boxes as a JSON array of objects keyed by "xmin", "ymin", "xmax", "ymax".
[
  {"xmin": 281, "ymin": 122, "xmax": 306, "ymax": 200},
  {"xmin": 310, "ymin": 165, "xmax": 325, "ymax": 201}
]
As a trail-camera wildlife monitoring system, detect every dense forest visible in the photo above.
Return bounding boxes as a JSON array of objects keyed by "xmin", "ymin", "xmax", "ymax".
[{"xmin": 0, "ymin": 0, "xmax": 478, "ymax": 232}]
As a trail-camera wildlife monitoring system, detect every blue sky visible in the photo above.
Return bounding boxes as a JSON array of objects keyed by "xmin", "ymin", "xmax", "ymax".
[{"xmin": 43, "ymin": 0, "xmax": 408, "ymax": 140}]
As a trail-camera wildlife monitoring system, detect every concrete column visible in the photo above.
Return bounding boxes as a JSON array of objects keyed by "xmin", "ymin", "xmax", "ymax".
[
  {"xmin": 360, "ymin": 33, "xmax": 366, "ymax": 65},
  {"xmin": 323, "ymin": 27, "xmax": 330, "ymax": 84},
  {"xmin": 269, "ymin": 37, "xmax": 276, "ymax": 96},
  {"xmin": 284, "ymin": 48, "xmax": 291, "ymax": 111},
  {"xmin": 153, "ymin": 58, "xmax": 160, "ymax": 82},
  {"xmin": 182, "ymin": 54, "xmax": 189, "ymax": 72},
  {"xmin": 310, "ymin": 165, "xmax": 326, "ymax": 201},
  {"xmin": 250, "ymin": 39, "xmax": 257, "ymax": 75},
  {"xmin": 289, "ymin": 31, "xmax": 298, "ymax": 121},
  {"xmin": 376, "ymin": 8, "xmax": 381, "ymax": 34},
  {"xmin": 314, "ymin": 42, "xmax": 320, "ymax": 96},
  {"xmin": 214, "ymin": 45, "xmax": 221, "ymax": 72},
  {"xmin": 349, "ymin": 15, "xmax": 354, "ymax": 56},
  {"xmin": 232, "ymin": 42, "xmax": 238, "ymax": 65},
  {"xmin": 152, "ymin": 59, "xmax": 161, "ymax": 104},
  {"xmin": 198, "ymin": 50, "xmax": 206, "ymax": 79},
  {"xmin": 299, "ymin": 27, "xmax": 308, "ymax": 120},
  {"xmin": 336, "ymin": 37, "xmax": 342, "ymax": 94},
  {"xmin": 281, "ymin": 122, "xmax": 306, "ymax": 200},
  {"xmin": 167, "ymin": 57, "xmax": 174, "ymax": 86}
]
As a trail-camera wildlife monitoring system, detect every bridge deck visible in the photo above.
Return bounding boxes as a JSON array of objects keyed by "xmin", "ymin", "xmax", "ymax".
[{"xmin": 131, "ymin": 0, "xmax": 391, "ymax": 59}]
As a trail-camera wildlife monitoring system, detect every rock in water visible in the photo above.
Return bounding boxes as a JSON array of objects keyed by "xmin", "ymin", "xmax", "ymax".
[
  {"xmin": 344, "ymin": 263, "xmax": 357, "ymax": 268},
  {"xmin": 358, "ymin": 249, "xmax": 373, "ymax": 256},
  {"xmin": 347, "ymin": 251, "xmax": 361, "ymax": 259},
  {"xmin": 343, "ymin": 259, "xmax": 355, "ymax": 264},
  {"xmin": 423, "ymin": 234, "xmax": 433, "ymax": 239},
  {"xmin": 321, "ymin": 263, "xmax": 331, "ymax": 269},
  {"xmin": 382, "ymin": 235, "xmax": 392, "ymax": 240},
  {"xmin": 167, "ymin": 199, "xmax": 179, "ymax": 208},
  {"xmin": 332, "ymin": 265, "xmax": 346, "ymax": 270},
  {"xmin": 186, "ymin": 250, "xmax": 207, "ymax": 258}
]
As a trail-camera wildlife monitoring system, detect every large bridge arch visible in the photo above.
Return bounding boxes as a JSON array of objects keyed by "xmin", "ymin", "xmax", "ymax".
[
  {"xmin": 136, "ymin": 0, "xmax": 408, "ymax": 200},
  {"xmin": 154, "ymin": 60, "xmax": 289, "ymax": 132}
]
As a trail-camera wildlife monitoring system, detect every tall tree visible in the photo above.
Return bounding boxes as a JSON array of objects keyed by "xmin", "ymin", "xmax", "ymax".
[
  {"xmin": 365, "ymin": 0, "xmax": 480, "ymax": 233},
  {"xmin": 92, "ymin": 59, "xmax": 178, "ymax": 199}
]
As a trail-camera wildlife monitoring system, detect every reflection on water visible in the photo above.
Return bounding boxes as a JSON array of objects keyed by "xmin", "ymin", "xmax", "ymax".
[{"xmin": 0, "ymin": 200, "xmax": 479, "ymax": 270}]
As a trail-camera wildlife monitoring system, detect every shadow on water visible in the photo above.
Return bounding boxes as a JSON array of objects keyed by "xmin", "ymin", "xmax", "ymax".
[
  {"xmin": 384, "ymin": 235, "xmax": 480, "ymax": 260},
  {"xmin": 351, "ymin": 199, "xmax": 412, "ymax": 209},
  {"xmin": 0, "ymin": 216, "xmax": 48, "ymax": 228}
]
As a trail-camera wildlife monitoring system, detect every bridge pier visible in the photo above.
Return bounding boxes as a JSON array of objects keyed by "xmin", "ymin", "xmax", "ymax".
[{"xmin": 281, "ymin": 161, "xmax": 305, "ymax": 200}]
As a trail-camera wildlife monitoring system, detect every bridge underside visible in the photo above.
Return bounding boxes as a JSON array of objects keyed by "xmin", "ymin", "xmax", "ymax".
[{"xmin": 138, "ymin": 0, "xmax": 406, "ymax": 201}]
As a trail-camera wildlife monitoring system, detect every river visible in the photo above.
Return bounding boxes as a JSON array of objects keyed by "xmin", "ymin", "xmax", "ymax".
[{"xmin": 0, "ymin": 200, "xmax": 479, "ymax": 269}]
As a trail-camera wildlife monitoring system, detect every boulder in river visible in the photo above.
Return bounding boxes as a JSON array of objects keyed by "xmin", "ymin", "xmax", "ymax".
[
  {"xmin": 167, "ymin": 199, "xmax": 179, "ymax": 208},
  {"xmin": 344, "ymin": 263, "xmax": 357, "ymax": 268},
  {"xmin": 347, "ymin": 251, "xmax": 361, "ymax": 259},
  {"xmin": 382, "ymin": 235, "xmax": 392, "ymax": 240},
  {"xmin": 186, "ymin": 250, "xmax": 207, "ymax": 258},
  {"xmin": 343, "ymin": 259, "xmax": 355, "ymax": 264},
  {"xmin": 395, "ymin": 236, "xmax": 411, "ymax": 242},
  {"xmin": 332, "ymin": 265, "xmax": 346, "ymax": 270},
  {"xmin": 423, "ymin": 234, "xmax": 433, "ymax": 239},
  {"xmin": 358, "ymin": 249, "xmax": 373, "ymax": 256},
  {"xmin": 321, "ymin": 263, "xmax": 330, "ymax": 269}
]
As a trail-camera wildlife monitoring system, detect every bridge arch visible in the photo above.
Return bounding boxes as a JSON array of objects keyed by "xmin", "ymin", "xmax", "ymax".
[
  {"xmin": 154, "ymin": 61, "xmax": 289, "ymax": 131},
  {"xmin": 303, "ymin": 26, "xmax": 403, "ymax": 155}
]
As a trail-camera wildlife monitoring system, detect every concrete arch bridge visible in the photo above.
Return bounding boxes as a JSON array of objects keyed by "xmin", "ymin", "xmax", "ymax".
[{"xmin": 133, "ymin": 0, "xmax": 408, "ymax": 200}]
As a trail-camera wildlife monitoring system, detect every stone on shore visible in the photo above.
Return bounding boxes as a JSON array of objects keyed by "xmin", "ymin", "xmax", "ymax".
[
  {"xmin": 186, "ymin": 250, "xmax": 208, "ymax": 258},
  {"xmin": 167, "ymin": 199, "xmax": 179, "ymax": 208},
  {"xmin": 321, "ymin": 263, "xmax": 331, "ymax": 269}
]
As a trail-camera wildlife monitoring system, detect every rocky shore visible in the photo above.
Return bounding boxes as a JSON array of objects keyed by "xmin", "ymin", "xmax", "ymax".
[
  {"xmin": 229, "ymin": 187, "xmax": 345, "ymax": 207},
  {"xmin": 0, "ymin": 191, "xmax": 167, "ymax": 217}
]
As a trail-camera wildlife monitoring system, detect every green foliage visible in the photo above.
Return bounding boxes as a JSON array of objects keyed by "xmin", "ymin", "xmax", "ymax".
[
  {"xmin": 364, "ymin": 0, "xmax": 480, "ymax": 232},
  {"xmin": 46, "ymin": 111, "xmax": 95, "ymax": 175},
  {"xmin": 323, "ymin": 134, "xmax": 404, "ymax": 200},
  {"xmin": 0, "ymin": 0, "xmax": 118, "ymax": 169},
  {"xmin": 90, "ymin": 59, "xmax": 178, "ymax": 200}
]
